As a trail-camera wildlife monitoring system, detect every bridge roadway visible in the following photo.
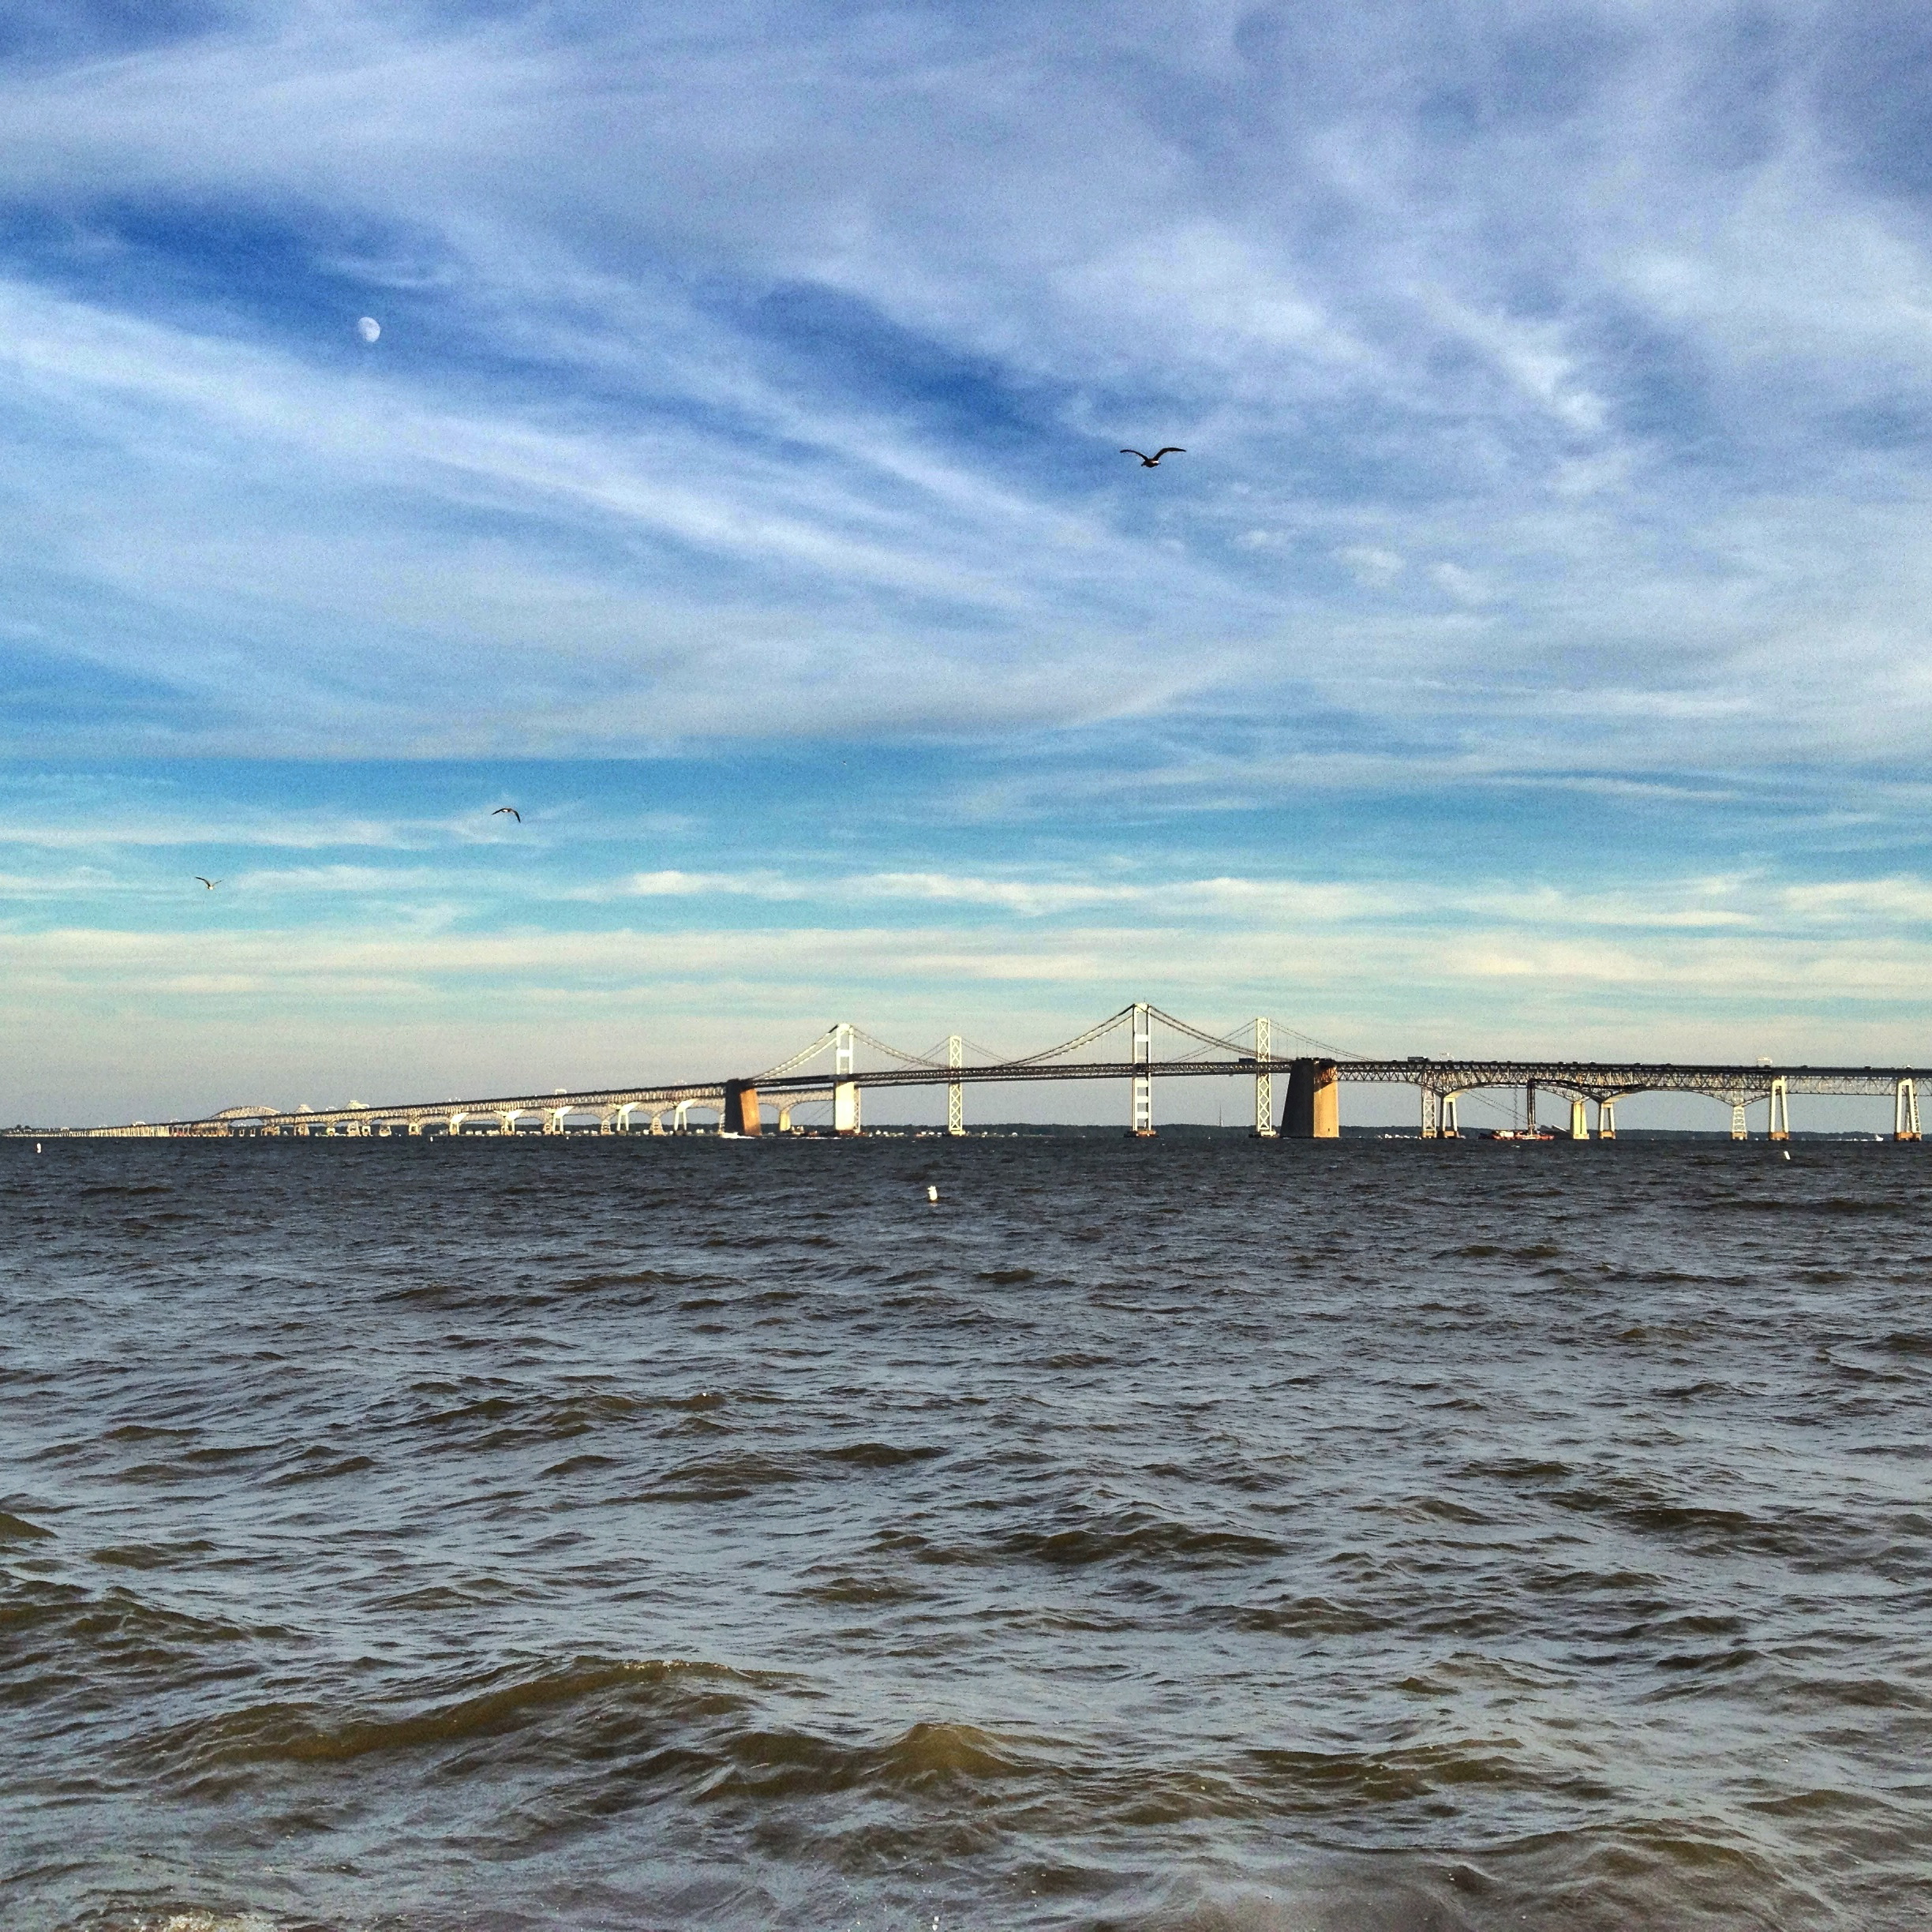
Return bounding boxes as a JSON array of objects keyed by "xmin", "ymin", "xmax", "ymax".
[
  {"xmin": 20, "ymin": 1043, "xmax": 1932, "ymax": 1140},
  {"xmin": 753, "ymin": 1057, "xmax": 1928, "ymax": 1099}
]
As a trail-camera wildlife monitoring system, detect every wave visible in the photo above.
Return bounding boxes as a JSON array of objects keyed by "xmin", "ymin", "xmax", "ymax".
[
  {"xmin": 642, "ymin": 1452, "xmax": 805, "ymax": 1500},
  {"xmin": 817, "ymin": 1441, "xmax": 946, "ymax": 1467},
  {"xmin": 1202, "ymin": 1594, "xmax": 1395, "ymax": 1636},
  {"xmin": 137, "ymin": 1657, "xmax": 762, "ymax": 1784},
  {"xmin": 1000, "ymin": 1509, "xmax": 1284, "ymax": 1569},
  {"xmin": 1544, "ymin": 1478, "xmax": 1839, "ymax": 1559}
]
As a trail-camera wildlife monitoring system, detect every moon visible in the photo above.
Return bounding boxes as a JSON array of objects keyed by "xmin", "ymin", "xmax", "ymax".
[{"xmin": 357, "ymin": 316, "xmax": 380, "ymax": 343}]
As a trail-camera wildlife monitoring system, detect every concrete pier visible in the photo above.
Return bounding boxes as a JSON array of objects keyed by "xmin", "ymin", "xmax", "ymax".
[
  {"xmin": 723, "ymin": 1080, "xmax": 762, "ymax": 1136},
  {"xmin": 1282, "ymin": 1059, "xmax": 1339, "ymax": 1138}
]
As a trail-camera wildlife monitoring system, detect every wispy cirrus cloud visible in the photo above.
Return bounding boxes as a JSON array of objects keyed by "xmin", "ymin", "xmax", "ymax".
[{"xmin": 6, "ymin": 2, "xmax": 1932, "ymax": 766}]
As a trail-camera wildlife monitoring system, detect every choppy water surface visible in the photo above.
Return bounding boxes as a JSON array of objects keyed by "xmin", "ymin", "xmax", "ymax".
[{"xmin": 4, "ymin": 1135, "xmax": 1930, "ymax": 1932}]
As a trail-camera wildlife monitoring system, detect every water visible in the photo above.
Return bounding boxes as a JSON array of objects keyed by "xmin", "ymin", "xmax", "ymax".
[{"xmin": 4, "ymin": 1135, "xmax": 1930, "ymax": 1931}]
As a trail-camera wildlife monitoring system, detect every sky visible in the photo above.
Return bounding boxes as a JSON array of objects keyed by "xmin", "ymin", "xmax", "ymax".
[{"xmin": 6, "ymin": 0, "xmax": 1932, "ymax": 1128}]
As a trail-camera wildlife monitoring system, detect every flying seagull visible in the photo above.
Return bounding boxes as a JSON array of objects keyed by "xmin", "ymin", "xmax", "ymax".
[
  {"xmin": 1121, "ymin": 447, "xmax": 1185, "ymax": 467},
  {"xmin": 195, "ymin": 877, "xmax": 222, "ymax": 889},
  {"xmin": 492, "ymin": 806, "xmax": 522, "ymax": 822}
]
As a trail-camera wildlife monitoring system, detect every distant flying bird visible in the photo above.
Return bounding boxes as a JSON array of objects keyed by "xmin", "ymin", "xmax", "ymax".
[
  {"xmin": 1121, "ymin": 447, "xmax": 1185, "ymax": 467},
  {"xmin": 492, "ymin": 806, "xmax": 522, "ymax": 822},
  {"xmin": 195, "ymin": 877, "xmax": 222, "ymax": 889}
]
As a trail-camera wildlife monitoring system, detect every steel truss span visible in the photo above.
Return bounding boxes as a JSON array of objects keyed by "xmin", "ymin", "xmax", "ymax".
[
  {"xmin": 1352, "ymin": 1061, "xmax": 1926, "ymax": 1103},
  {"xmin": 14, "ymin": 1001, "xmax": 1932, "ymax": 1139}
]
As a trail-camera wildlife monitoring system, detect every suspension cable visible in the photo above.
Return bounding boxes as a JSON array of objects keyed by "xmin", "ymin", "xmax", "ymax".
[
  {"xmin": 757, "ymin": 1025, "xmax": 841, "ymax": 1080},
  {"xmin": 1264, "ymin": 1017, "xmax": 1370, "ymax": 1061},
  {"xmin": 850, "ymin": 1026, "xmax": 950, "ymax": 1068},
  {"xmin": 1001, "ymin": 1005, "xmax": 1136, "ymax": 1064}
]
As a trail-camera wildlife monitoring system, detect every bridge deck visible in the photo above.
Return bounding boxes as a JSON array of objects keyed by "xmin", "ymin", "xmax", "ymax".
[{"xmin": 18, "ymin": 1056, "xmax": 1932, "ymax": 1137}]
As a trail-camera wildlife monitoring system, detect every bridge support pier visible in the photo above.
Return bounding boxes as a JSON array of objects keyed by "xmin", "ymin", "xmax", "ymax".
[
  {"xmin": 1597, "ymin": 1099, "xmax": 1616, "ymax": 1140},
  {"xmin": 1769, "ymin": 1078, "xmax": 1790, "ymax": 1141},
  {"xmin": 1569, "ymin": 1097, "xmax": 1589, "ymax": 1141},
  {"xmin": 1419, "ymin": 1088, "xmax": 1438, "ymax": 1140},
  {"xmin": 948, "ymin": 1035, "xmax": 964, "ymax": 1136},
  {"xmin": 1441, "ymin": 1093, "xmax": 1459, "ymax": 1138},
  {"xmin": 1896, "ymin": 1077, "xmax": 1920, "ymax": 1141},
  {"xmin": 1282, "ymin": 1058, "xmax": 1339, "ymax": 1139},
  {"xmin": 1731, "ymin": 1103, "xmax": 1748, "ymax": 1140},
  {"xmin": 723, "ymin": 1080, "xmax": 762, "ymax": 1136}
]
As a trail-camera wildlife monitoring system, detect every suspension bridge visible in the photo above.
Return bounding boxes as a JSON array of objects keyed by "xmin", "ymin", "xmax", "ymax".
[{"xmin": 19, "ymin": 1004, "xmax": 1930, "ymax": 1141}]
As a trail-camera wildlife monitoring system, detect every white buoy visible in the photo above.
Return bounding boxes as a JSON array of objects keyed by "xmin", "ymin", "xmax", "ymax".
[
  {"xmin": 927, "ymin": 1184, "xmax": 938, "ymax": 1202},
  {"xmin": 1782, "ymin": 1149, "xmax": 1792, "ymax": 1161}
]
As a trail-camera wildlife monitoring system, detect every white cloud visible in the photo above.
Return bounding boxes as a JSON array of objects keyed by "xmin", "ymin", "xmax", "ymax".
[
  {"xmin": 7, "ymin": 898, "xmax": 1930, "ymax": 1029},
  {"xmin": 1337, "ymin": 545, "xmax": 1404, "ymax": 585},
  {"xmin": 1428, "ymin": 561, "xmax": 1492, "ymax": 606}
]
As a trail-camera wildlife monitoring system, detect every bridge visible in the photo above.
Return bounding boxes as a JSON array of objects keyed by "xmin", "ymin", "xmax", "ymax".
[{"xmin": 17, "ymin": 1003, "xmax": 1928, "ymax": 1142}]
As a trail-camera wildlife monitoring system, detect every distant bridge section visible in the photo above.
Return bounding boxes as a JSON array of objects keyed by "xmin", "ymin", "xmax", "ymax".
[{"xmin": 12, "ymin": 1005, "xmax": 1929, "ymax": 1142}]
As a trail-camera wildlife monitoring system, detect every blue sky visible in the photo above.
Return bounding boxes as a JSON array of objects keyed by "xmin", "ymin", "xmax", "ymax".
[{"xmin": 5, "ymin": 1, "xmax": 1932, "ymax": 1125}]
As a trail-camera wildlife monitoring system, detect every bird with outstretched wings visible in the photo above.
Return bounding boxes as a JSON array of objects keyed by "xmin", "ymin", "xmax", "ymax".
[
  {"xmin": 1121, "ymin": 447, "xmax": 1185, "ymax": 467},
  {"xmin": 195, "ymin": 877, "xmax": 222, "ymax": 889},
  {"xmin": 492, "ymin": 806, "xmax": 522, "ymax": 822}
]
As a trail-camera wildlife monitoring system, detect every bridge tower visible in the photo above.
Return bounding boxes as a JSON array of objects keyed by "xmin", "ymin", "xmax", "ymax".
[
  {"xmin": 947, "ymin": 1035, "xmax": 964, "ymax": 1136},
  {"xmin": 833, "ymin": 1023, "xmax": 862, "ymax": 1135},
  {"xmin": 1129, "ymin": 1003, "xmax": 1154, "ymax": 1136},
  {"xmin": 1252, "ymin": 1018, "xmax": 1276, "ymax": 1136}
]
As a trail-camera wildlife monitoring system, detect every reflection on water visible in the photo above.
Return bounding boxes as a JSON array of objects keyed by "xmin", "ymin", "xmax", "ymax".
[{"xmin": 3, "ymin": 1135, "xmax": 1930, "ymax": 1930}]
